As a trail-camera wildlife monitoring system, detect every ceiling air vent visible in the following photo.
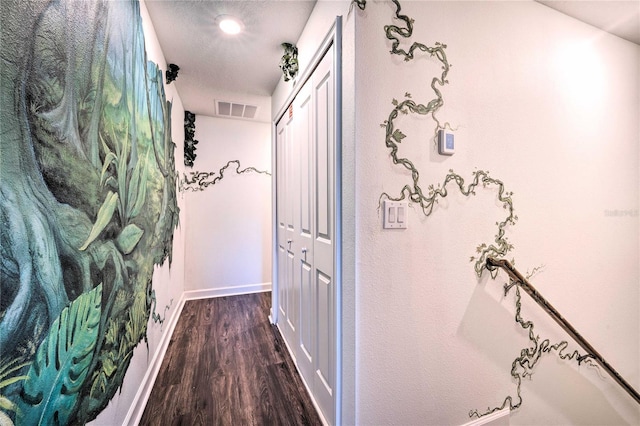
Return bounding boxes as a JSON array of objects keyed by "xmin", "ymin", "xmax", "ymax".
[{"xmin": 216, "ymin": 100, "xmax": 258, "ymax": 120}]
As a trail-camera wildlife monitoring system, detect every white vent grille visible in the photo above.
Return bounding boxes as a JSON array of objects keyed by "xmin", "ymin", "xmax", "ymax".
[{"xmin": 216, "ymin": 100, "xmax": 258, "ymax": 120}]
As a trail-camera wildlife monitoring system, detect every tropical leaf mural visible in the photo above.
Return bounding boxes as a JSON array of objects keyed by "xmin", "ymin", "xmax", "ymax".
[
  {"xmin": 0, "ymin": 0, "xmax": 179, "ymax": 423},
  {"xmin": 16, "ymin": 285, "xmax": 103, "ymax": 426}
]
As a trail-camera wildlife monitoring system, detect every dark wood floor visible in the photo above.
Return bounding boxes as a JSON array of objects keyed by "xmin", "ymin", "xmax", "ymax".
[{"xmin": 140, "ymin": 292, "xmax": 322, "ymax": 426}]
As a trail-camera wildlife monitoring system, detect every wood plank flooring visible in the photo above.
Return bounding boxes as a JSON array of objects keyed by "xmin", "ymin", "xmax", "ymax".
[{"xmin": 140, "ymin": 292, "xmax": 322, "ymax": 426}]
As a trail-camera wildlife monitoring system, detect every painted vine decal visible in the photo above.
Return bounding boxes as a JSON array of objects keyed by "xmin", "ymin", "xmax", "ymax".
[
  {"xmin": 180, "ymin": 160, "xmax": 271, "ymax": 192},
  {"xmin": 377, "ymin": 0, "xmax": 517, "ymax": 277},
  {"xmin": 356, "ymin": 0, "xmax": 603, "ymax": 419},
  {"xmin": 469, "ymin": 267, "xmax": 599, "ymax": 418}
]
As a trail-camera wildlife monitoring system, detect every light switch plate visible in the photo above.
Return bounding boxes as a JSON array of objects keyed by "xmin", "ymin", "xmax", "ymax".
[{"xmin": 383, "ymin": 200, "xmax": 408, "ymax": 229}]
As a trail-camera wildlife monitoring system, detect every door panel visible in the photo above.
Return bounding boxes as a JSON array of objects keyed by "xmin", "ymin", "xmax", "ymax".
[
  {"xmin": 277, "ymin": 245, "xmax": 286, "ymax": 317},
  {"xmin": 277, "ymin": 113, "xmax": 298, "ymax": 348},
  {"xmin": 286, "ymin": 250, "xmax": 297, "ymax": 332},
  {"xmin": 299, "ymin": 92, "xmax": 313, "ymax": 240},
  {"xmin": 300, "ymin": 261, "xmax": 314, "ymax": 362},
  {"xmin": 311, "ymin": 45, "xmax": 335, "ymax": 422},
  {"xmin": 316, "ymin": 269, "xmax": 333, "ymax": 390},
  {"xmin": 315, "ymin": 70, "xmax": 332, "ymax": 241},
  {"xmin": 287, "ymin": 114, "xmax": 300, "ymax": 348},
  {"xmin": 276, "ymin": 122, "xmax": 287, "ymax": 322},
  {"xmin": 295, "ymin": 81, "xmax": 316, "ymax": 383}
]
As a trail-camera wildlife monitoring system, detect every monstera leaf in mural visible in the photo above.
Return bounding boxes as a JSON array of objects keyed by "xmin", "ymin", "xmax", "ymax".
[
  {"xmin": 0, "ymin": 0, "xmax": 178, "ymax": 423},
  {"xmin": 16, "ymin": 285, "xmax": 102, "ymax": 425}
]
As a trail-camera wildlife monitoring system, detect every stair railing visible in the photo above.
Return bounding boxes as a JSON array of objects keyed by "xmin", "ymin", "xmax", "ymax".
[{"xmin": 485, "ymin": 257, "xmax": 640, "ymax": 405}]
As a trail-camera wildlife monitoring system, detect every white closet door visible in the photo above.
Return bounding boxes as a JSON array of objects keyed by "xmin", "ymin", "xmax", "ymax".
[
  {"xmin": 295, "ymin": 80, "xmax": 316, "ymax": 384},
  {"xmin": 275, "ymin": 42, "xmax": 337, "ymax": 425},
  {"xmin": 276, "ymin": 112, "xmax": 298, "ymax": 349},
  {"xmin": 310, "ymin": 44, "xmax": 335, "ymax": 422}
]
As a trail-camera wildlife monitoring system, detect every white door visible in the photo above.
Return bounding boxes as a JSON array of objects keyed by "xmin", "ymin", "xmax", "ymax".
[
  {"xmin": 294, "ymin": 80, "xmax": 316, "ymax": 383},
  {"xmin": 275, "ymin": 42, "xmax": 337, "ymax": 424},
  {"xmin": 276, "ymin": 110, "xmax": 298, "ymax": 349},
  {"xmin": 308, "ymin": 45, "xmax": 335, "ymax": 422}
]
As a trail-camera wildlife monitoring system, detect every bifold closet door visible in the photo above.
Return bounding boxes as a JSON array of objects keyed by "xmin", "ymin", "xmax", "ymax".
[
  {"xmin": 308, "ymin": 44, "xmax": 335, "ymax": 422},
  {"xmin": 275, "ymin": 43, "xmax": 336, "ymax": 425},
  {"xmin": 276, "ymin": 111, "xmax": 298, "ymax": 349},
  {"xmin": 294, "ymin": 79, "xmax": 316, "ymax": 385}
]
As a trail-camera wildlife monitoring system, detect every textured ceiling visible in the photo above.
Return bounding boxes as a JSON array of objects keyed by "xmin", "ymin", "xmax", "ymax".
[
  {"xmin": 538, "ymin": 0, "xmax": 640, "ymax": 45},
  {"xmin": 145, "ymin": 0, "xmax": 317, "ymax": 122},
  {"xmin": 145, "ymin": 1, "xmax": 639, "ymax": 122}
]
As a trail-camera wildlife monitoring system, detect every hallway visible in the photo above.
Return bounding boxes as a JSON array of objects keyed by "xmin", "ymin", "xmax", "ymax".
[{"xmin": 140, "ymin": 293, "xmax": 321, "ymax": 425}]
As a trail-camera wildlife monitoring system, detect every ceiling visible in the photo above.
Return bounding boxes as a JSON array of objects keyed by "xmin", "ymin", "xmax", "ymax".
[
  {"xmin": 145, "ymin": 1, "xmax": 639, "ymax": 122},
  {"xmin": 145, "ymin": 0, "xmax": 317, "ymax": 122},
  {"xmin": 537, "ymin": 1, "xmax": 640, "ymax": 45}
]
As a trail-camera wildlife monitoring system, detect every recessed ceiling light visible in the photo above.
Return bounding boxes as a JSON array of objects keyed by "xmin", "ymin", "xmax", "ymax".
[{"xmin": 216, "ymin": 15, "xmax": 243, "ymax": 35}]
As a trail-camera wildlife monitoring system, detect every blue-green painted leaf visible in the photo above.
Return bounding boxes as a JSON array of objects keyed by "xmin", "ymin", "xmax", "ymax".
[
  {"xmin": 130, "ymin": 167, "xmax": 148, "ymax": 219},
  {"xmin": 0, "ymin": 374, "xmax": 29, "ymax": 390},
  {"xmin": 128, "ymin": 149, "xmax": 149, "ymax": 220},
  {"xmin": 16, "ymin": 285, "xmax": 102, "ymax": 426},
  {"xmin": 103, "ymin": 176, "xmax": 118, "ymax": 191},
  {"xmin": 79, "ymin": 191, "xmax": 118, "ymax": 251},
  {"xmin": 116, "ymin": 223, "xmax": 144, "ymax": 255},
  {"xmin": 0, "ymin": 358, "xmax": 30, "ymax": 390},
  {"xmin": 127, "ymin": 158, "xmax": 142, "ymax": 216},
  {"xmin": 117, "ymin": 129, "xmax": 129, "ymax": 220},
  {"xmin": 99, "ymin": 151, "xmax": 117, "ymax": 187}
]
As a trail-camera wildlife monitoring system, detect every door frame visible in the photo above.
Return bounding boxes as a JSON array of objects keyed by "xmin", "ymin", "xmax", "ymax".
[{"xmin": 271, "ymin": 16, "xmax": 343, "ymax": 425}]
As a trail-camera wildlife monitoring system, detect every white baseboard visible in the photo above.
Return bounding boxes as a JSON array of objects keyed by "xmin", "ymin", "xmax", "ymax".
[
  {"xmin": 184, "ymin": 282, "xmax": 272, "ymax": 300},
  {"xmin": 123, "ymin": 293, "xmax": 186, "ymax": 426},
  {"xmin": 461, "ymin": 407, "xmax": 510, "ymax": 426}
]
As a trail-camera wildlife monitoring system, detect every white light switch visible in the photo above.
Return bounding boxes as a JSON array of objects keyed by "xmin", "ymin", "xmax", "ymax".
[
  {"xmin": 389, "ymin": 206, "xmax": 396, "ymax": 222},
  {"xmin": 383, "ymin": 200, "xmax": 408, "ymax": 229}
]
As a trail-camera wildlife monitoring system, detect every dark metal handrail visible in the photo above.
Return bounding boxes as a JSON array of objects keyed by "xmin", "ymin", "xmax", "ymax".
[{"xmin": 486, "ymin": 257, "xmax": 640, "ymax": 405}]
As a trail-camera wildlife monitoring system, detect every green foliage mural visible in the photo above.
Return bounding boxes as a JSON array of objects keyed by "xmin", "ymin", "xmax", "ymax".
[{"xmin": 1, "ymin": 0, "xmax": 179, "ymax": 423}]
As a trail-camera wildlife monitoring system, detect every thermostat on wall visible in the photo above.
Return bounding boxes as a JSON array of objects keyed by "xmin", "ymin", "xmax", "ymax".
[{"xmin": 438, "ymin": 129, "xmax": 455, "ymax": 155}]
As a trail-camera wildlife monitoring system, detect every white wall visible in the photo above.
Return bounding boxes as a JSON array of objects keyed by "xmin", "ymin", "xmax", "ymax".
[
  {"xmin": 340, "ymin": 9, "xmax": 358, "ymax": 426},
  {"xmin": 91, "ymin": 1, "xmax": 187, "ymax": 424},
  {"xmin": 185, "ymin": 116, "xmax": 272, "ymax": 295},
  {"xmin": 351, "ymin": 1, "xmax": 639, "ymax": 425}
]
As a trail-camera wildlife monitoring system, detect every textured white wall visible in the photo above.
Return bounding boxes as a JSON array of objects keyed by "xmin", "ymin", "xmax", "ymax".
[
  {"xmin": 185, "ymin": 116, "xmax": 272, "ymax": 293},
  {"xmin": 352, "ymin": 1, "xmax": 639, "ymax": 425},
  {"xmin": 90, "ymin": 1, "xmax": 187, "ymax": 424},
  {"xmin": 341, "ymin": 10, "xmax": 358, "ymax": 426}
]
